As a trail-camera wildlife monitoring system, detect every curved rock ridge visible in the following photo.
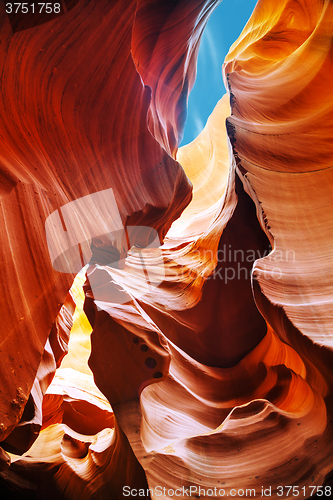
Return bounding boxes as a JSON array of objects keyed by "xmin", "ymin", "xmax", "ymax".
[
  {"xmin": 1, "ymin": 0, "xmax": 333, "ymax": 498},
  {"xmin": 132, "ymin": 0, "xmax": 222, "ymax": 157},
  {"xmin": 81, "ymin": 90, "xmax": 333, "ymax": 497},
  {"xmin": 17, "ymin": 83, "xmax": 332, "ymax": 497},
  {"xmin": 5, "ymin": 274, "xmax": 150, "ymax": 499},
  {"xmin": 0, "ymin": 0, "xmax": 192, "ymax": 447},
  {"xmin": 135, "ymin": 327, "xmax": 330, "ymax": 496},
  {"xmin": 1, "ymin": 291, "xmax": 75, "ymax": 456},
  {"xmin": 223, "ymin": 0, "xmax": 333, "ymax": 347}
]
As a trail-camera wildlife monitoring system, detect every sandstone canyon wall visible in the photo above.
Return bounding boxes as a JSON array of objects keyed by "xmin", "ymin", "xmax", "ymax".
[{"xmin": 0, "ymin": 0, "xmax": 333, "ymax": 499}]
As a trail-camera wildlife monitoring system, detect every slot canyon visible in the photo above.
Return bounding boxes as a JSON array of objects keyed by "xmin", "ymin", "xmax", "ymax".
[{"xmin": 0, "ymin": 0, "xmax": 333, "ymax": 499}]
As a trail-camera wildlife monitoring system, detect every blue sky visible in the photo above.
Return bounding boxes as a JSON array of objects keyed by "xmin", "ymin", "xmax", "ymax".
[{"xmin": 180, "ymin": 0, "xmax": 258, "ymax": 146}]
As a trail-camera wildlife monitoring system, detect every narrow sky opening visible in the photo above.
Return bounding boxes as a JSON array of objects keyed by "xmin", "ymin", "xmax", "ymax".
[{"xmin": 180, "ymin": 0, "xmax": 258, "ymax": 146}]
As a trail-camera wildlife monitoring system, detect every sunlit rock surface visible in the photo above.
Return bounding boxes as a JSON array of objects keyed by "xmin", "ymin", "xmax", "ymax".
[
  {"xmin": 0, "ymin": 0, "xmax": 192, "ymax": 451},
  {"xmin": 1, "ymin": 0, "xmax": 333, "ymax": 499}
]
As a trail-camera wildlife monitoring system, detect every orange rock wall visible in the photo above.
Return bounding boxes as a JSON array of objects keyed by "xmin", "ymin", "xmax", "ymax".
[{"xmin": 1, "ymin": 0, "xmax": 333, "ymax": 499}]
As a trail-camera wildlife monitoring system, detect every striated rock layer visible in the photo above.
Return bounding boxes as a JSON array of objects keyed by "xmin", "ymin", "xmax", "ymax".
[
  {"xmin": 1, "ymin": 0, "xmax": 333, "ymax": 499},
  {"xmin": 0, "ymin": 0, "xmax": 192, "ymax": 451}
]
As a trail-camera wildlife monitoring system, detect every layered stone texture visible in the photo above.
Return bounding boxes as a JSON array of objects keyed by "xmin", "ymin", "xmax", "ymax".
[{"xmin": 1, "ymin": 0, "xmax": 333, "ymax": 499}]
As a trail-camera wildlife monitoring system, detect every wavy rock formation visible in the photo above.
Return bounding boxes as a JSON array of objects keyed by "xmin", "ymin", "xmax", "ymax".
[
  {"xmin": 0, "ymin": 0, "xmax": 192, "ymax": 452},
  {"xmin": 1, "ymin": 0, "xmax": 333, "ymax": 499}
]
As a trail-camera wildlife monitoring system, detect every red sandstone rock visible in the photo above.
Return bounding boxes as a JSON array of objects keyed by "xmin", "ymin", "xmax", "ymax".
[{"xmin": 1, "ymin": 0, "xmax": 333, "ymax": 498}]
